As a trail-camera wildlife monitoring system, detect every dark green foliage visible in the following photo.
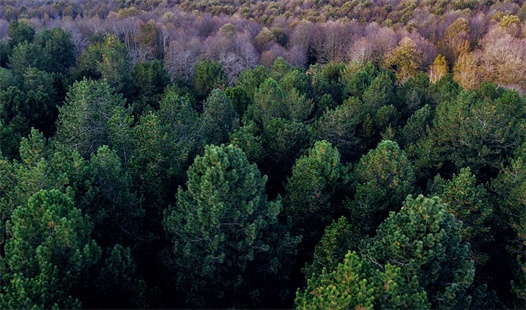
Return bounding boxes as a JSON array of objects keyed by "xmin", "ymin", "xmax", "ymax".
[
  {"xmin": 131, "ymin": 60, "xmax": 170, "ymax": 115},
  {"xmin": 7, "ymin": 21, "xmax": 35, "ymax": 47},
  {"xmin": 0, "ymin": 41, "xmax": 10, "ymax": 68},
  {"xmin": 225, "ymin": 85, "xmax": 251, "ymax": 117},
  {"xmin": 235, "ymin": 65, "xmax": 270, "ymax": 101},
  {"xmin": 73, "ymin": 35, "xmax": 134, "ymax": 97},
  {"xmin": 33, "ymin": 27, "xmax": 76, "ymax": 74},
  {"xmin": 9, "ymin": 27, "xmax": 75, "ymax": 75},
  {"xmin": 429, "ymin": 74, "xmax": 460, "ymax": 106},
  {"xmin": 362, "ymin": 70, "xmax": 396, "ymax": 111},
  {"xmin": 245, "ymin": 78, "xmax": 314, "ymax": 126},
  {"xmin": 491, "ymin": 150, "xmax": 526, "ymax": 305},
  {"xmin": 202, "ymin": 89, "xmax": 239, "ymax": 146},
  {"xmin": 55, "ymin": 79, "xmax": 131, "ymax": 158},
  {"xmin": 397, "ymin": 72, "xmax": 431, "ymax": 119},
  {"xmin": 245, "ymin": 77, "xmax": 288, "ymax": 125},
  {"xmin": 83, "ymin": 146, "xmax": 144, "ymax": 248},
  {"xmin": 344, "ymin": 69, "xmax": 372, "ymax": 100},
  {"xmin": 400, "ymin": 104, "xmax": 433, "ymax": 148},
  {"xmin": 163, "ymin": 144, "xmax": 300, "ymax": 308},
  {"xmin": 302, "ymin": 216, "xmax": 361, "ymax": 279},
  {"xmin": 348, "ymin": 140, "xmax": 415, "ymax": 234},
  {"xmin": 229, "ymin": 121, "xmax": 265, "ymax": 164},
  {"xmin": 296, "ymin": 251, "xmax": 429, "ymax": 309},
  {"xmin": 0, "ymin": 68, "xmax": 17, "ymax": 90},
  {"xmin": 428, "ymin": 167, "xmax": 493, "ymax": 265},
  {"xmin": 193, "ymin": 59, "xmax": 228, "ymax": 105},
  {"xmin": 309, "ymin": 62, "xmax": 346, "ymax": 106},
  {"xmin": 0, "ymin": 189, "xmax": 101, "ymax": 309},
  {"xmin": 284, "ymin": 140, "xmax": 347, "ymax": 247},
  {"xmin": 130, "ymin": 91, "xmax": 203, "ymax": 215},
  {"xmin": 261, "ymin": 118, "xmax": 312, "ymax": 193},
  {"xmin": 279, "ymin": 68, "xmax": 312, "ymax": 96},
  {"xmin": 360, "ymin": 195, "xmax": 475, "ymax": 308},
  {"xmin": 310, "ymin": 97, "xmax": 365, "ymax": 162},
  {"xmin": 429, "ymin": 88, "xmax": 526, "ymax": 180},
  {"xmin": 0, "ymin": 70, "xmax": 62, "ymax": 156}
]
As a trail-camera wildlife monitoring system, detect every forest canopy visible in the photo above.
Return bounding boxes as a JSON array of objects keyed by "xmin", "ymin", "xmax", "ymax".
[{"xmin": 0, "ymin": 0, "xmax": 525, "ymax": 308}]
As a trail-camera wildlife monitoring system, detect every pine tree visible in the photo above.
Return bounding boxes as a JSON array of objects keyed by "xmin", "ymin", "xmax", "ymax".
[
  {"xmin": 348, "ymin": 140, "xmax": 415, "ymax": 234},
  {"xmin": 284, "ymin": 140, "xmax": 347, "ymax": 247},
  {"xmin": 360, "ymin": 195, "xmax": 475, "ymax": 308},
  {"xmin": 0, "ymin": 190, "xmax": 101, "ymax": 309},
  {"xmin": 428, "ymin": 167, "xmax": 493, "ymax": 265},
  {"xmin": 296, "ymin": 251, "xmax": 429, "ymax": 310},
  {"xmin": 163, "ymin": 144, "xmax": 300, "ymax": 308}
]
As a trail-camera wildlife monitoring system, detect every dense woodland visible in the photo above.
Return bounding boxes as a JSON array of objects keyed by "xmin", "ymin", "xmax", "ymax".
[{"xmin": 0, "ymin": 0, "xmax": 526, "ymax": 308}]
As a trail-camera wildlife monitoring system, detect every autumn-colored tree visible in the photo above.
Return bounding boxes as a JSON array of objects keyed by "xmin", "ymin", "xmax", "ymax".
[
  {"xmin": 453, "ymin": 51, "xmax": 481, "ymax": 90},
  {"xmin": 429, "ymin": 54, "xmax": 448, "ymax": 83},
  {"xmin": 383, "ymin": 37, "xmax": 424, "ymax": 82}
]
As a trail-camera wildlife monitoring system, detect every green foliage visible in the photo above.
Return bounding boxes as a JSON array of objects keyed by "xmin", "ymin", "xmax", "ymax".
[
  {"xmin": 33, "ymin": 27, "xmax": 76, "ymax": 74},
  {"xmin": 428, "ymin": 167, "xmax": 493, "ymax": 264},
  {"xmin": 491, "ymin": 151, "xmax": 526, "ymax": 305},
  {"xmin": 225, "ymin": 85, "xmax": 251, "ymax": 117},
  {"xmin": 296, "ymin": 251, "xmax": 429, "ymax": 310},
  {"xmin": 302, "ymin": 216, "xmax": 361, "ymax": 279},
  {"xmin": 131, "ymin": 60, "xmax": 170, "ymax": 115},
  {"xmin": 360, "ymin": 195, "xmax": 475, "ymax": 308},
  {"xmin": 310, "ymin": 97, "xmax": 365, "ymax": 162},
  {"xmin": 309, "ymin": 62, "xmax": 346, "ymax": 105},
  {"xmin": 235, "ymin": 65, "xmax": 270, "ymax": 101},
  {"xmin": 9, "ymin": 27, "xmax": 75, "ymax": 75},
  {"xmin": 55, "ymin": 79, "xmax": 130, "ymax": 158},
  {"xmin": 261, "ymin": 118, "xmax": 312, "ymax": 190},
  {"xmin": 229, "ymin": 121, "xmax": 265, "ymax": 164},
  {"xmin": 246, "ymin": 77, "xmax": 288, "ymax": 125},
  {"xmin": 84, "ymin": 146, "xmax": 144, "ymax": 248},
  {"xmin": 163, "ymin": 144, "xmax": 300, "ymax": 307},
  {"xmin": 193, "ymin": 59, "xmax": 228, "ymax": 105},
  {"xmin": 400, "ymin": 104, "xmax": 433, "ymax": 148},
  {"xmin": 0, "ymin": 68, "xmax": 17, "ymax": 90},
  {"xmin": 245, "ymin": 78, "xmax": 314, "ymax": 126},
  {"xmin": 74, "ymin": 35, "xmax": 134, "ymax": 97},
  {"xmin": 397, "ymin": 72, "xmax": 431, "ymax": 119},
  {"xmin": 362, "ymin": 70, "xmax": 396, "ymax": 111},
  {"xmin": 430, "ymin": 88, "xmax": 526, "ymax": 180},
  {"xmin": 130, "ymin": 91, "xmax": 203, "ymax": 214},
  {"xmin": 1, "ymin": 189, "xmax": 101, "ymax": 309},
  {"xmin": 202, "ymin": 89, "xmax": 239, "ymax": 146},
  {"xmin": 285, "ymin": 140, "xmax": 347, "ymax": 246},
  {"xmin": 348, "ymin": 140, "xmax": 415, "ymax": 234},
  {"xmin": 7, "ymin": 21, "xmax": 35, "ymax": 46}
]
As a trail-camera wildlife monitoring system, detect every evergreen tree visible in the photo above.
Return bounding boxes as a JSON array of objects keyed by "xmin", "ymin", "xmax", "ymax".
[
  {"xmin": 491, "ymin": 150, "xmax": 526, "ymax": 305},
  {"xmin": 163, "ymin": 144, "xmax": 300, "ymax": 308},
  {"xmin": 428, "ymin": 167, "xmax": 493, "ymax": 265},
  {"xmin": 55, "ymin": 79, "xmax": 130, "ymax": 158},
  {"xmin": 302, "ymin": 216, "xmax": 361, "ymax": 279},
  {"xmin": 348, "ymin": 140, "xmax": 415, "ymax": 234},
  {"xmin": 202, "ymin": 89, "xmax": 239, "ymax": 146},
  {"xmin": 193, "ymin": 59, "xmax": 228, "ymax": 105},
  {"xmin": 360, "ymin": 195, "xmax": 475, "ymax": 308},
  {"xmin": 284, "ymin": 140, "xmax": 347, "ymax": 248},
  {"xmin": 0, "ymin": 190, "xmax": 101, "ymax": 309},
  {"xmin": 310, "ymin": 97, "xmax": 365, "ymax": 162},
  {"xmin": 296, "ymin": 251, "xmax": 429, "ymax": 310}
]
